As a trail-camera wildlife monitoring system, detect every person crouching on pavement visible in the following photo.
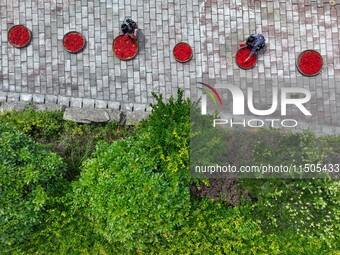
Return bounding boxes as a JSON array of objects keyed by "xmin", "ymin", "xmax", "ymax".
[
  {"xmin": 121, "ymin": 18, "xmax": 138, "ymax": 40},
  {"xmin": 240, "ymin": 34, "xmax": 265, "ymax": 62}
]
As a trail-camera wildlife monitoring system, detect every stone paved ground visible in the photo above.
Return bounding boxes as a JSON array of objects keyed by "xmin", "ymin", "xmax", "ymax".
[{"xmin": 0, "ymin": 0, "xmax": 340, "ymax": 131}]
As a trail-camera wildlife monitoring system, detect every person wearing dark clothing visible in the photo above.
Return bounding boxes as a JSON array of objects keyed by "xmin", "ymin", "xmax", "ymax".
[
  {"xmin": 121, "ymin": 18, "xmax": 138, "ymax": 40},
  {"xmin": 245, "ymin": 34, "xmax": 265, "ymax": 57},
  {"xmin": 240, "ymin": 34, "xmax": 266, "ymax": 62}
]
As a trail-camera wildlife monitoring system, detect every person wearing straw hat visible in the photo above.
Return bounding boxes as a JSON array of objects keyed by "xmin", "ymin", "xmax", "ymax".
[{"xmin": 121, "ymin": 18, "xmax": 138, "ymax": 40}]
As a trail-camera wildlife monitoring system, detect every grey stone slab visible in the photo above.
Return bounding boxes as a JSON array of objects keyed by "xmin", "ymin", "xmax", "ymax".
[
  {"xmin": 133, "ymin": 103, "xmax": 147, "ymax": 111},
  {"xmin": 0, "ymin": 102, "xmax": 28, "ymax": 113},
  {"xmin": 45, "ymin": 94, "xmax": 58, "ymax": 104},
  {"xmin": 0, "ymin": 92, "xmax": 7, "ymax": 102},
  {"xmin": 121, "ymin": 102, "xmax": 134, "ymax": 111},
  {"xmin": 107, "ymin": 101, "xmax": 121, "ymax": 109},
  {"xmin": 82, "ymin": 98, "xmax": 95, "ymax": 108},
  {"xmin": 105, "ymin": 109, "xmax": 121, "ymax": 122},
  {"xmin": 145, "ymin": 105, "xmax": 153, "ymax": 112},
  {"xmin": 125, "ymin": 111, "xmax": 150, "ymax": 125},
  {"xmin": 64, "ymin": 108, "xmax": 110, "ymax": 124},
  {"xmin": 6, "ymin": 92, "xmax": 20, "ymax": 102},
  {"xmin": 58, "ymin": 95, "xmax": 70, "ymax": 106},
  {"xmin": 70, "ymin": 97, "xmax": 83, "ymax": 108},
  {"xmin": 35, "ymin": 103, "xmax": 65, "ymax": 112},
  {"xmin": 95, "ymin": 99, "xmax": 108, "ymax": 109},
  {"xmin": 20, "ymin": 93, "xmax": 33, "ymax": 102}
]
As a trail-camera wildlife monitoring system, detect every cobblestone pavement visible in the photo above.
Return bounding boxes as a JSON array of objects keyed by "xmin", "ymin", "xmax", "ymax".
[{"xmin": 0, "ymin": 0, "xmax": 340, "ymax": 132}]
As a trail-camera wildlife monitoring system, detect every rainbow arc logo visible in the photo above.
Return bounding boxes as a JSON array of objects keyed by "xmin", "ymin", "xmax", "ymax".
[{"xmin": 198, "ymin": 82, "xmax": 223, "ymax": 115}]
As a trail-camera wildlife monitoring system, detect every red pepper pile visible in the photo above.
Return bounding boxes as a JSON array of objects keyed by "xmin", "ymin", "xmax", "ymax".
[
  {"xmin": 114, "ymin": 35, "xmax": 138, "ymax": 60},
  {"xmin": 63, "ymin": 32, "xmax": 85, "ymax": 53},
  {"xmin": 173, "ymin": 43, "xmax": 192, "ymax": 62},
  {"xmin": 298, "ymin": 51, "xmax": 323, "ymax": 76},
  {"xmin": 8, "ymin": 25, "xmax": 31, "ymax": 48},
  {"xmin": 235, "ymin": 48, "xmax": 257, "ymax": 69}
]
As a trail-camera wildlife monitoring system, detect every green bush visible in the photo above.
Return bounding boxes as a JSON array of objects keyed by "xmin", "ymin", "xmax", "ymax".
[
  {"xmin": 240, "ymin": 131, "xmax": 340, "ymax": 242},
  {"xmin": 20, "ymin": 195, "xmax": 123, "ymax": 255},
  {"xmin": 2, "ymin": 91, "xmax": 338, "ymax": 254},
  {"xmin": 0, "ymin": 109, "xmax": 131, "ymax": 180},
  {"xmin": 190, "ymin": 107, "xmax": 229, "ymax": 177},
  {"xmin": 53, "ymin": 120, "xmax": 129, "ymax": 180},
  {"xmin": 144, "ymin": 199, "xmax": 275, "ymax": 255},
  {"xmin": 72, "ymin": 135, "xmax": 191, "ymax": 252},
  {"xmin": 242, "ymin": 178, "xmax": 340, "ymax": 244},
  {"xmin": 69, "ymin": 89, "xmax": 192, "ymax": 252},
  {"xmin": 0, "ymin": 108, "xmax": 64, "ymax": 142},
  {"xmin": 124, "ymin": 198, "xmax": 337, "ymax": 255},
  {"xmin": 257, "ymin": 231, "xmax": 338, "ymax": 255},
  {"xmin": 252, "ymin": 131, "xmax": 324, "ymax": 169},
  {"xmin": 138, "ymin": 89, "xmax": 191, "ymax": 174},
  {"xmin": 0, "ymin": 124, "xmax": 67, "ymax": 253}
]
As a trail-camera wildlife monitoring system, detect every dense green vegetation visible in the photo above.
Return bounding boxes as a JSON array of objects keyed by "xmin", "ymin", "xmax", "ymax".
[
  {"xmin": 0, "ymin": 124, "xmax": 67, "ymax": 253},
  {"xmin": 0, "ymin": 91, "xmax": 339, "ymax": 254},
  {"xmin": 0, "ymin": 107, "xmax": 130, "ymax": 180}
]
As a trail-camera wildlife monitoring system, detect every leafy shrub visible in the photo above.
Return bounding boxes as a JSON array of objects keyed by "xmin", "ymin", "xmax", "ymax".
[
  {"xmin": 138, "ymin": 89, "xmax": 191, "ymax": 175},
  {"xmin": 258, "ymin": 231, "xmax": 338, "ymax": 255},
  {"xmin": 240, "ymin": 131, "xmax": 340, "ymax": 242},
  {"xmin": 252, "ymin": 131, "xmax": 324, "ymax": 169},
  {"xmin": 190, "ymin": 107, "xmax": 229, "ymax": 177},
  {"xmin": 190, "ymin": 179, "xmax": 252, "ymax": 207},
  {"xmin": 52, "ymin": 121, "xmax": 129, "ymax": 180},
  {"xmin": 320, "ymin": 135, "xmax": 340, "ymax": 177},
  {"xmin": 243, "ymin": 178, "xmax": 340, "ymax": 244},
  {"xmin": 190, "ymin": 113, "xmax": 340, "ymax": 251},
  {"xmin": 143, "ymin": 199, "xmax": 275, "ymax": 255},
  {"xmin": 71, "ymin": 89, "xmax": 193, "ymax": 252},
  {"xmin": 0, "ymin": 124, "xmax": 67, "ymax": 253},
  {"xmin": 72, "ymin": 136, "xmax": 191, "ymax": 252},
  {"xmin": 21, "ymin": 195, "xmax": 124, "ymax": 255},
  {"xmin": 0, "ymin": 109, "xmax": 131, "ymax": 180},
  {"xmin": 71, "ymin": 91, "xmax": 339, "ymax": 253},
  {"xmin": 0, "ymin": 108, "xmax": 64, "ymax": 142},
  {"xmin": 2, "ymin": 91, "xmax": 338, "ymax": 254},
  {"xmin": 136, "ymin": 198, "xmax": 337, "ymax": 255}
]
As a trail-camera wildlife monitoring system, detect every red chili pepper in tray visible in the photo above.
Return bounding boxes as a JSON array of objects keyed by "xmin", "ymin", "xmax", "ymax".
[
  {"xmin": 8, "ymin": 25, "xmax": 31, "ymax": 47},
  {"xmin": 235, "ymin": 47, "xmax": 257, "ymax": 69},
  {"xmin": 113, "ymin": 35, "xmax": 138, "ymax": 60},
  {"xmin": 298, "ymin": 51, "xmax": 323, "ymax": 76},
  {"xmin": 173, "ymin": 43, "xmax": 192, "ymax": 62},
  {"xmin": 63, "ymin": 32, "xmax": 85, "ymax": 53}
]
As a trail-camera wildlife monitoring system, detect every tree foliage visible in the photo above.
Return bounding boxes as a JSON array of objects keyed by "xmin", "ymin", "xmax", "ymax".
[
  {"xmin": 0, "ymin": 90, "xmax": 339, "ymax": 254},
  {"xmin": 0, "ymin": 124, "xmax": 67, "ymax": 253},
  {"xmin": 71, "ymin": 89, "xmax": 192, "ymax": 252}
]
